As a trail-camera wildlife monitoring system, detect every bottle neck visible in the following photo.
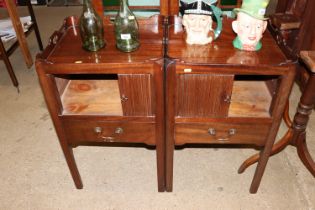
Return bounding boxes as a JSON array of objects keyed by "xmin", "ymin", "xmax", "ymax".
[
  {"xmin": 119, "ymin": 0, "xmax": 130, "ymax": 14},
  {"xmin": 83, "ymin": 0, "xmax": 94, "ymax": 12}
]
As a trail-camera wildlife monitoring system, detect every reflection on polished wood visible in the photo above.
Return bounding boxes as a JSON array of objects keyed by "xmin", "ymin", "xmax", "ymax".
[
  {"xmin": 167, "ymin": 16, "xmax": 288, "ymax": 66},
  {"xmin": 239, "ymin": 51, "xmax": 315, "ymax": 177},
  {"xmin": 41, "ymin": 16, "xmax": 164, "ymax": 65}
]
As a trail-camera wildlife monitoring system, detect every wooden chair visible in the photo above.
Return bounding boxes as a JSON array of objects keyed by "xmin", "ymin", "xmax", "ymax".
[
  {"xmin": 0, "ymin": 0, "xmax": 43, "ymax": 90},
  {"xmin": 268, "ymin": 0, "xmax": 315, "ymax": 88}
]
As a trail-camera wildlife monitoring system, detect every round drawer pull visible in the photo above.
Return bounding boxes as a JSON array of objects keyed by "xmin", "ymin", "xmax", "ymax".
[{"xmin": 207, "ymin": 128, "xmax": 236, "ymax": 141}]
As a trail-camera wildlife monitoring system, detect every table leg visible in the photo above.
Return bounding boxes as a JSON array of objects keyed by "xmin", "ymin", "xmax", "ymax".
[
  {"xmin": 165, "ymin": 59, "xmax": 176, "ymax": 192},
  {"xmin": 4, "ymin": 0, "xmax": 33, "ymax": 68},
  {"xmin": 0, "ymin": 39, "xmax": 19, "ymax": 89},
  {"xmin": 37, "ymin": 72, "xmax": 83, "ymax": 189}
]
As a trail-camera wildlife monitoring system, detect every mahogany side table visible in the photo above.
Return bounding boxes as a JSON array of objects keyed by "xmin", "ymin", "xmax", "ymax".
[
  {"xmin": 165, "ymin": 16, "xmax": 296, "ymax": 194},
  {"xmin": 35, "ymin": 16, "xmax": 166, "ymax": 191}
]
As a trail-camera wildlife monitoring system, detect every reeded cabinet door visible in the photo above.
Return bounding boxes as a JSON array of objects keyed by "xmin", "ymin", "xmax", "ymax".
[
  {"xmin": 176, "ymin": 74, "xmax": 234, "ymax": 117},
  {"xmin": 118, "ymin": 74, "xmax": 154, "ymax": 116}
]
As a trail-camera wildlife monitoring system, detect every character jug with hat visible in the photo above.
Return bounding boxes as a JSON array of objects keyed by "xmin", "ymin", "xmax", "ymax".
[
  {"xmin": 232, "ymin": 0, "xmax": 270, "ymax": 51},
  {"xmin": 180, "ymin": 0, "xmax": 223, "ymax": 45}
]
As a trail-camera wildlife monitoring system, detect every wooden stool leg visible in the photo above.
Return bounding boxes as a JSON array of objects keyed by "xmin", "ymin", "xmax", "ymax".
[
  {"xmin": 0, "ymin": 40, "xmax": 19, "ymax": 89},
  {"xmin": 27, "ymin": 0, "xmax": 43, "ymax": 51}
]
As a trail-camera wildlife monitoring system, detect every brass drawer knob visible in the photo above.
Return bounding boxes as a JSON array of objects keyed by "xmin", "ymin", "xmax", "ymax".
[
  {"xmin": 94, "ymin": 126, "xmax": 102, "ymax": 133},
  {"xmin": 224, "ymin": 95, "xmax": 232, "ymax": 104},
  {"xmin": 208, "ymin": 128, "xmax": 236, "ymax": 141},
  {"xmin": 208, "ymin": 128, "xmax": 216, "ymax": 135},
  {"xmin": 115, "ymin": 127, "xmax": 124, "ymax": 134},
  {"xmin": 121, "ymin": 95, "xmax": 128, "ymax": 102}
]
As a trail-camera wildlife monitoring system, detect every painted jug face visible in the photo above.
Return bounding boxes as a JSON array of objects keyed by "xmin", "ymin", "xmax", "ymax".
[
  {"xmin": 232, "ymin": 12, "xmax": 267, "ymax": 51},
  {"xmin": 180, "ymin": 0, "xmax": 222, "ymax": 45},
  {"xmin": 182, "ymin": 14, "xmax": 214, "ymax": 45}
]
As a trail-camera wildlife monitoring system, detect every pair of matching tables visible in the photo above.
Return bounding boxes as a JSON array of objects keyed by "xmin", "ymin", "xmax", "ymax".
[{"xmin": 36, "ymin": 15, "xmax": 314, "ymax": 193}]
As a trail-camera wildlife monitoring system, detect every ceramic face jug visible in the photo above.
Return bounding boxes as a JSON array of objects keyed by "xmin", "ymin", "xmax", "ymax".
[
  {"xmin": 180, "ymin": 0, "xmax": 222, "ymax": 45},
  {"xmin": 232, "ymin": 0, "xmax": 270, "ymax": 51}
]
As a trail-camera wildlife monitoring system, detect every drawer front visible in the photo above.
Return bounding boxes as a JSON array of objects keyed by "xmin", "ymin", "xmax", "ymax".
[
  {"xmin": 175, "ymin": 122, "xmax": 271, "ymax": 146},
  {"xmin": 63, "ymin": 120, "xmax": 156, "ymax": 145}
]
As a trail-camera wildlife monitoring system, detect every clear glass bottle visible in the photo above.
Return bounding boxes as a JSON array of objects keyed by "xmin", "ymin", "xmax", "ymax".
[
  {"xmin": 79, "ymin": 0, "xmax": 105, "ymax": 52},
  {"xmin": 114, "ymin": 0, "xmax": 140, "ymax": 52}
]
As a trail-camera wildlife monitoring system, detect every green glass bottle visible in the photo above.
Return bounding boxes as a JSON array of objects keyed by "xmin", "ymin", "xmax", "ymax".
[
  {"xmin": 79, "ymin": 0, "xmax": 105, "ymax": 52},
  {"xmin": 114, "ymin": 0, "xmax": 140, "ymax": 52}
]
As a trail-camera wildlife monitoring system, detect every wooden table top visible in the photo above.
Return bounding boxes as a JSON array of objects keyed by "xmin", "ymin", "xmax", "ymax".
[
  {"xmin": 167, "ymin": 16, "xmax": 290, "ymax": 67},
  {"xmin": 41, "ymin": 16, "xmax": 164, "ymax": 65},
  {"xmin": 39, "ymin": 15, "xmax": 292, "ymax": 71}
]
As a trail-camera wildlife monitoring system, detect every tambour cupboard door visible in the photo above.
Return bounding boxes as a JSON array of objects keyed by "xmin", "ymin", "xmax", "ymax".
[
  {"xmin": 118, "ymin": 74, "xmax": 154, "ymax": 116},
  {"xmin": 176, "ymin": 74, "xmax": 234, "ymax": 117}
]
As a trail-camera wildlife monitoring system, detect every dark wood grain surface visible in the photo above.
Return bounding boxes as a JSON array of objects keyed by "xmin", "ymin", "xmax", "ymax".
[
  {"xmin": 42, "ymin": 16, "xmax": 164, "ymax": 65},
  {"xmin": 167, "ymin": 16, "xmax": 289, "ymax": 67}
]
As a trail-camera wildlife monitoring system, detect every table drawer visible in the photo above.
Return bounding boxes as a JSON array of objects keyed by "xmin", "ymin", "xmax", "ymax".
[
  {"xmin": 62, "ymin": 119, "xmax": 156, "ymax": 145},
  {"xmin": 175, "ymin": 121, "xmax": 271, "ymax": 146}
]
